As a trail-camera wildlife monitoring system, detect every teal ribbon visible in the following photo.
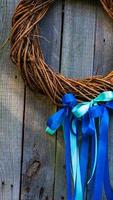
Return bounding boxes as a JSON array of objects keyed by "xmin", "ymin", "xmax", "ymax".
[
  {"xmin": 46, "ymin": 91, "xmax": 113, "ymax": 200},
  {"xmin": 72, "ymin": 91, "xmax": 113, "ymax": 200},
  {"xmin": 72, "ymin": 91, "xmax": 113, "ymax": 184},
  {"xmin": 46, "ymin": 93, "xmax": 83, "ymax": 200},
  {"xmin": 72, "ymin": 91, "xmax": 113, "ymax": 118}
]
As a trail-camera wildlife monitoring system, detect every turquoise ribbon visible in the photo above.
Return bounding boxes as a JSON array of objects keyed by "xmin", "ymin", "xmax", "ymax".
[
  {"xmin": 72, "ymin": 91, "xmax": 113, "ymax": 184},
  {"xmin": 72, "ymin": 91, "xmax": 113, "ymax": 118},
  {"xmin": 46, "ymin": 93, "xmax": 83, "ymax": 200},
  {"xmin": 46, "ymin": 91, "xmax": 113, "ymax": 200},
  {"xmin": 72, "ymin": 91, "xmax": 113, "ymax": 200}
]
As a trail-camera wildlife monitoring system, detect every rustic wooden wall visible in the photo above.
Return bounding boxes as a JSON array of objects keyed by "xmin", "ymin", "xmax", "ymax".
[
  {"xmin": 0, "ymin": 0, "xmax": 24, "ymax": 199},
  {"xmin": 0, "ymin": 0, "xmax": 113, "ymax": 199}
]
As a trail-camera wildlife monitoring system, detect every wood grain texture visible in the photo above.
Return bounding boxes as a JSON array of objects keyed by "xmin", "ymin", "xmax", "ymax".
[
  {"xmin": 93, "ymin": 1, "xmax": 113, "ymax": 199},
  {"xmin": 0, "ymin": 0, "xmax": 24, "ymax": 200},
  {"xmin": 94, "ymin": 1, "xmax": 113, "ymax": 76},
  {"xmin": 20, "ymin": 1, "xmax": 63, "ymax": 200},
  {"xmin": 21, "ymin": 94, "xmax": 56, "ymax": 200},
  {"xmin": 54, "ymin": 0, "xmax": 96, "ymax": 199},
  {"xmin": 61, "ymin": 0, "xmax": 96, "ymax": 79},
  {"xmin": 40, "ymin": 1, "xmax": 63, "ymax": 71},
  {"xmin": 1, "ymin": 1, "xmax": 113, "ymax": 200}
]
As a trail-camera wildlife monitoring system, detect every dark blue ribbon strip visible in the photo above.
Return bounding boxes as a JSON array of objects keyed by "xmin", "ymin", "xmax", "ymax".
[
  {"xmin": 46, "ymin": 94, "xmax": 78, "ymax": 200},
  {"xmin": 46, "ymin": 92, "xmax": 113, "ymax": 200}
]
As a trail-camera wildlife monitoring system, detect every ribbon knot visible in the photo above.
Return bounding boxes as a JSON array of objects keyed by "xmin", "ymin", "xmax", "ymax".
[
  {"xmin": 72, "ymin": 91, "xmax": 113, "ymax": 118},
  {"xmin": 72, "ymin": 91, "xmax": 113, "ymax": 200},
  {"xmin": 62, "ymin": 93, "xmax": 77, "ymax": 108},
  {"xmin": 46, "ymin": 91, "xmax": 113, "ymax": 200},
  {"xmin": 46, "ymin": 93, "xmax": 77, "ymax": 135},
  {"xmin": 46, "ymin": 93, "xmax": 83, "ymax": 200}
]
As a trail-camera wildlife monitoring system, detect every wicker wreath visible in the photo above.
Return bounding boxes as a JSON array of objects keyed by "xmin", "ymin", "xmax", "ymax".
[{"xmin": 11, "ymin": 0, "xmax": 113, "ymax": 106}]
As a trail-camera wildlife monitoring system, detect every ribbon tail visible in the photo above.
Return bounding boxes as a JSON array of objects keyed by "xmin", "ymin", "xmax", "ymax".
[
  {"xmin": 70, "ymin": 132, "xmax": 82, "ymax": 200},
  {"xmin": 64, "ymin": 116, "xmax": 72, "ymax": 200},
  {"xmin": 88, "ymin": 129, "xmax": 97, "ymax": 184},
  {"xmin": 104, "ymin": 132, "xmax": 113, "ymax": 199},
  {"xmin": 75, "ymin": 151, "xmax": 83, "ymax": 200},
  {"xmin": 104, "ymin": 101, "xmax": 113, "ymax": 199},
  {"xmin": 80, "ymin": 136, "xmax": 89, "ymax": 195},
  {"xmin": 92, "ymin": 108, "xmax": 109, "ymax": 200},
  {"xmin": 88, "ymin": 133, "xmax": 96, "ymax": 200},
  {"xmin": 70, "ymin": 131, "xmax": 78, "ymax": 186},
  {"xmin": 70, "ymin": 120, "xmax": 83, "ymax": 200},
  {"xmin": 104, "ymin": 154, "xmax": 113, "ymax": 200}
]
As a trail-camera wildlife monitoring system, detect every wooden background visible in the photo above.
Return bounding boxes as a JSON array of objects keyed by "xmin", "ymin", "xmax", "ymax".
[{"xmin": 0, "ymin": 0, "xmax": 113, "ymax": 199}]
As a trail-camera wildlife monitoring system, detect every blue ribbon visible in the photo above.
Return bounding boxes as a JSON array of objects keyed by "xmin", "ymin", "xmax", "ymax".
[
  {"xmin": 46, "ymin": 93, "xmax": 83, "ymax": 200},
  {"xmin": 86, "ymin": 103, "xmax": 113, "ymax": 200},
  {"xmin": 46, "ymin": 92, "xmax": 113, "ymax": 200},
  {"xmin": 72, "ymin": 93, "xmax": 113, "ymax": 200}
]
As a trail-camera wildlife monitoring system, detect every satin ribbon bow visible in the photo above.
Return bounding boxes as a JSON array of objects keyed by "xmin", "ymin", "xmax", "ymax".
[
  {"xmin": 72, "ymin": 91, "xmax": 113, "ymax": 200},
  {"xmin": 46, "ymin": 93, "xmax": 77, "ymax": 134},
  {"xmin": 46, "ymin": 93, "xmax": 83, "ymax": 200},
  {"xmin": 72, "ymin": 91, "xmax": 113, "ymax": 118},
  {"xmin": 46, "ymin": 91, "xmax": 113, "ymax": 200}
]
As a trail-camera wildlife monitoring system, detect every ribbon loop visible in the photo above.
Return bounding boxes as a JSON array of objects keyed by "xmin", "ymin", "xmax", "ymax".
[
  {"xmin": 46, "ymin": 93, "xmax": 82, "ymax": 200},
  {"xmin": 46, "ymin": 91, "xmax": 113, "ymax": 200},
  {"xmin": 46, "ymin": 93, "xmax": 77, "ymax": 135}
]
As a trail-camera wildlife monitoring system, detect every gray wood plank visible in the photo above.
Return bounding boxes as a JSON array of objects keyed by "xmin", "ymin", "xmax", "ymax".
[
  {"xmin": 94, "ymin": 1, "xmax": 113, "ymax": 199},
  {"xmin": 40, "ymin": 1, "xmax": 63, "ymax": 71},
  {"xmin": 54, "ymin": 0, "xmax": 97, "ymax": 199},
  {"xmin": 21, "ymin": 94, "xmax": 56, "ymax": 200},
  {"xmin": 61, "ymin": 0, "xmax": 96, "ymax": 79},
  {"xmin": 20, "ymin": 1, "xmax": 63, "ymax": 200},
  {"xmin": 0, "ymin": 0, "xmax": 25, "ymax": 200},
  {"xmin": 94, "ymin": 1, "xmax": 113, "ymax": 75}
]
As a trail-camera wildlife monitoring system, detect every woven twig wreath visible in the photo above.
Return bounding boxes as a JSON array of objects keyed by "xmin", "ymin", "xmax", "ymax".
[{"xmin": 11, "ymin": 0, "xmax": 113, "ymax": 106}]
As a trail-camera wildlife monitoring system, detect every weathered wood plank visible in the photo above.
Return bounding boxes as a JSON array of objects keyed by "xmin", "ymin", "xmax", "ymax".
[
  {"xmin": 54, "ymin": 0, "xmax": 96, "ymax": 199},
  {"xmin": 40, "ymin": 0, "xmax": 63, "ymax": 71},
  {"xmin": 1, "ymin": 1, "xmax": 113, "ymax": 200},
  {"xmin": 21, "ymin": 94, "xmax": 56, "ymax": 200},
  {"xmin": 0, "ymin": 0, "xmax": 24, "ymax": 200},
  {"xmin": 94, "ymin": 1, "xmax": 113, "ymax": 75},
  {"xmin": 20, "ymin": 1, "xmax": 63, "ymax": 200},
  {"xmin": 61, "ymin": 0, "xmax": 96, "ymax": 79},
  {"xmin": 94, "ymin": 1, "xmax": 113, "ymax": 199}
]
